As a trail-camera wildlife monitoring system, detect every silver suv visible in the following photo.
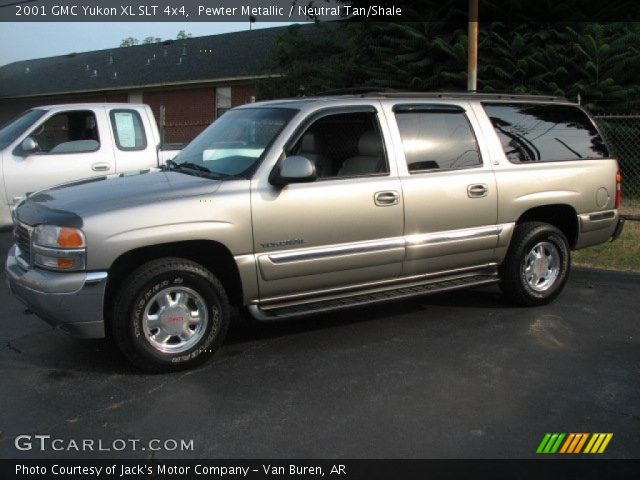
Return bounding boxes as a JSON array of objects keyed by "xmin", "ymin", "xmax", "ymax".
[{"xmin": 6, "ymin": 92, "xmax": 624, "ymax": 372}]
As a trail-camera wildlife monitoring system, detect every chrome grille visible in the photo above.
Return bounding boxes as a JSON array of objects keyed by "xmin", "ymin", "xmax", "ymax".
[{"xmin": 15, "ymin": 223, "xmax": 32, "ymax": 264}]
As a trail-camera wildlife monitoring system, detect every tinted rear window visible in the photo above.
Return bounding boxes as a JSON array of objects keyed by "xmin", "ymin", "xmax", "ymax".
[{"xmin": 483, "ymin": 103, "xmax": 609, "ymax": 162}]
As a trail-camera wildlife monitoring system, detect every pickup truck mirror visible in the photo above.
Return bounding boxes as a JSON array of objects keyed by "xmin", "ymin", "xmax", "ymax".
[
  {"xmin": 270, "ymin": 155, "xmax": 317, "ymax": 186},
  {"xmin": 20, "ymin": 137, "xmax": 38, "ymax": 155}
]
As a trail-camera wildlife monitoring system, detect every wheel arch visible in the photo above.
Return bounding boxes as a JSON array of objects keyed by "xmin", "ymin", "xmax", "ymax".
[
  {"xmin": 515, "ymin": 204, "xmax": 579, "ymax": 249},
  {"xmin": 104, "ymin": 240, "xmax": 244, "ymax": 330}
]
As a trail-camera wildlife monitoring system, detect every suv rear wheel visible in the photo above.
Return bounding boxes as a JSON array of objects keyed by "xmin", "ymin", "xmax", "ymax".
[
  {"xmin": 110, "ymin": 258, "xmax": 230, "ymax": 373},
  {"xmin": 500, "ymin": 222, "xmax": 570, "ymax": 306}
]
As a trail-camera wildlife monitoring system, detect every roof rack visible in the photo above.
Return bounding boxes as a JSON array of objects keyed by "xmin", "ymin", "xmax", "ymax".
[
  {"xmin": 362, "ymin": 91, "xmax": 569, "ymax": 102},
  {"xmin": 313, "ymin": 87, "xmax": 397, "ymax": 96},
  {"xmin": 313, "ymin": 88, "xmax": 568, "ymax": 103}
]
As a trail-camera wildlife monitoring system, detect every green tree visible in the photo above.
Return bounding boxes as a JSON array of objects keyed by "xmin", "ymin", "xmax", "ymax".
[
  {"xmin": 176, "ymin": 30, "xmax": 192, "ymax": 40},
  {"xmin": 119, "ymin": 37, "xmax": 140, "ymax": 47},
  {"xmin": 143, "ymin": 36, "xmax": 162, "ymax": 44}
]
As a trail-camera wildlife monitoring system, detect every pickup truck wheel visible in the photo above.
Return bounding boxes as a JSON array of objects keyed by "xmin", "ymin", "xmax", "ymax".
[
  {"xmin": 500, "ymin": 222, "xmax": 570, "ymax": 306},
  {"xmin": 111, "ymin": 258, "xmax": 230, "ymax": 373}
]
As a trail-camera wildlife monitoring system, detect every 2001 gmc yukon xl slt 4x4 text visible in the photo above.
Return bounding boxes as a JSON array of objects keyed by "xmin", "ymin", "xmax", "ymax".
[{"xmin": 6, "ymin": 93, "xmax": 625, "ymax": 372}]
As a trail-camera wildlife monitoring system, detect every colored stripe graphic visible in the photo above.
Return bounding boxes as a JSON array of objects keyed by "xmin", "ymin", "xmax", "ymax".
[
  {"xmin": 536, "ymin": 433, "xmax": 565, "ymax": 454},
  {"xmin": 538, "ymin": 433, "xmax": 613, "ymax": 454},
  {"xmin": 584, "ymin": 433, "xmax": 614, "ymax": 454}
]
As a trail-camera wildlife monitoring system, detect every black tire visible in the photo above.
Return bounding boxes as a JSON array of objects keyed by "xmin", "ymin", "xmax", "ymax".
[
  {"xmin": 110, "ymin": 258, "xmax": 230, "ymax": 373},
  {"xmin": 500, "ymin": 222, "xmax": 571, "ymax": 307}
]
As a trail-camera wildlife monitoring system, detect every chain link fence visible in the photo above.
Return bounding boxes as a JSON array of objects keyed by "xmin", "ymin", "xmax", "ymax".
[{"xmin": 594, "ymin": 115, "xmax": 640, "ymax": 215}]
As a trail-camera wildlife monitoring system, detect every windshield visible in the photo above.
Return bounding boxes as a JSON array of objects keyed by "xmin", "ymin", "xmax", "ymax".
[
  {"xmin": 0, "ymin": 109, "xmax": 47, "ymax": 150},
  {"xmin": 173, "ymin": 107, "xmax": 297, "ymax": 178}
]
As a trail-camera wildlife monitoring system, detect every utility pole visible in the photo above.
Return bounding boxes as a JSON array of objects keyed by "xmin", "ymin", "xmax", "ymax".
[{"xmin": 467, "ymin": 0, "xmax": 479, "ymax": 91}]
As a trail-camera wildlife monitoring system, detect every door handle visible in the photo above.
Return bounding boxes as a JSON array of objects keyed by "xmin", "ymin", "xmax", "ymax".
[
  {"xmin": 91, "ymin": 162, "xmax": 111, "ymax": 172},
  {"xmin": 467, "ymin": 184, "xmax": 488, "ymax": 198},
  {"xmin": 374, "ymin": 190, "xmax": 400, "ymax": 206}
]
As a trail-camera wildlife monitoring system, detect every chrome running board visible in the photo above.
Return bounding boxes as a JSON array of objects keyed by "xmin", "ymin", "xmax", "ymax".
[{"xmin": 249, "ymin": 267, "xmax": 499, "ymax": 321}]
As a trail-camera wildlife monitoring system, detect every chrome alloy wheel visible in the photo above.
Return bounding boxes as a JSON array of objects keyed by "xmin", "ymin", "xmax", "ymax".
[
  {"xmin": 523, "ymin": 241, "xmax": 561, "ymax": 292},
  {"xmin": 142, "ymin": 286, "xmax": 210, "ymax": 354}
]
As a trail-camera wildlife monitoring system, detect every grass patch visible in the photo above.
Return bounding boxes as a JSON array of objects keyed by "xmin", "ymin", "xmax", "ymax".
[{"xmin": 572, "ymin": 199, "xmax": 640, "ymax": 272}]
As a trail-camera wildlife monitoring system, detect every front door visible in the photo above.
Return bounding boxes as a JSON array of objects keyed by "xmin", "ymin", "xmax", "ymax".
[
  {"xmin": 251, "ymin": 107, "xmax": 405, "ymax": 300},
  {"xmin": 4, "ymin": 108, "xmax": 115, "ymax": 207}
]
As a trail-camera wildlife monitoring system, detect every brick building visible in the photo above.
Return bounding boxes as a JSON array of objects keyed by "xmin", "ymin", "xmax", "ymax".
[{"xmin": 0, "ymin": 24, "xmax": 319, "ymax": 144}]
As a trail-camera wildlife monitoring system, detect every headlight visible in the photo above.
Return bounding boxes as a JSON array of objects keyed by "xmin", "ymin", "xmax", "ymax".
[
  {"xmin": 33, "ymin": 225, "xmax": 85, "ymax": 248},
  {"xmin": 32, "ymin": 225, "xmax": 86, "ymax": 271}
]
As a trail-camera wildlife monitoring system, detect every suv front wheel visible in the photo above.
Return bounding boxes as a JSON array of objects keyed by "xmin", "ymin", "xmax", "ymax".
[
  {"xmin": 500, "ymin": 222, "xmax": 571, "ymax": 306},
  {"xmin": 110, "ymin": 258, "xmax": 230, "ymax": 373}
]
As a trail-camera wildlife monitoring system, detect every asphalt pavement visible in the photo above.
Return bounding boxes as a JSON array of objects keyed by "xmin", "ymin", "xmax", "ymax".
[{"xmin": 1, "ymin": 231, "xmax": 638, "ymax": 459}]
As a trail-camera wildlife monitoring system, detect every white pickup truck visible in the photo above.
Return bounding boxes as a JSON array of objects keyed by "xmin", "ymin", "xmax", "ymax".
[{"xmin": 0, "ymin": 103, "xmax": 181, "ymax": 228}]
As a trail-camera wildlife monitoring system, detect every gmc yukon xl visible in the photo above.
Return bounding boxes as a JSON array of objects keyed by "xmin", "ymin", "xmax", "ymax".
[{"xmin": 5, "ymin": 92, "xmax": 624, "ymax": 372}]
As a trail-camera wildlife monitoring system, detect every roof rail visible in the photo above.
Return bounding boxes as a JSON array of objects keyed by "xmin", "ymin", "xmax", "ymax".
[
  {"xmin": 360, "ymin": 91, "xmax": 569, "ymax": 102},
  {"xmin": 313, "ymin": 87, "xmax": 397, "ymax": 96}
]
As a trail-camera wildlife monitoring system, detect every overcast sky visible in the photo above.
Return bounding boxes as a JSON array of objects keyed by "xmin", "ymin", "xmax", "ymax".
[{"xmin": 0, "ymin": 22, "xmax": 296, "ymax": 66}]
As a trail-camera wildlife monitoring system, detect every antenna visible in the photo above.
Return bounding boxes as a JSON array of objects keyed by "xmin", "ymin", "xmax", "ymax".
[
  {"xmin": 91, "ymin": 69, "xmax": 98, "ymax": 78},
  {"xmin": 108, "ymin": 53, "xmax": 114, "ymax": 64},
  {"xmin": 112, "ymin": 71, "xmax": 118, "ymax": 80}
]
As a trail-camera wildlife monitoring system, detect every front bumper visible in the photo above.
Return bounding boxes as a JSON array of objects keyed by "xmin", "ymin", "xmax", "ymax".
[{"xmin": 5, "ymin": 245, "xmax": 107, "ymax": 338}]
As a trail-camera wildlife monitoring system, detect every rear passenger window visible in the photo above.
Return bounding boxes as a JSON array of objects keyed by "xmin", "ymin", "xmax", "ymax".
[
  {"xmin": 395, "ymin": 107, "xmax": 481, "ymax": 173},
  {"xmin": 110, "ymin": 109, "xmax": 147, "ymax": 151},
  {"xmin": 483, "ymin": 103, "xmax": 609, "ymax": 163}
]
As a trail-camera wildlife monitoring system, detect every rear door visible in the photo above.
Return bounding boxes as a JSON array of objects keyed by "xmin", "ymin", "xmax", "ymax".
[
  {"xmin": 383, "ymin": 101, "xmax": 499, "ymax": 275},
  {"xmin": 4, "ymin": 107, "xmax": 115, "ymax": 206},
  {"xmin": 107, "ymin": 107, "xmax": 160, "ymax": 172}
]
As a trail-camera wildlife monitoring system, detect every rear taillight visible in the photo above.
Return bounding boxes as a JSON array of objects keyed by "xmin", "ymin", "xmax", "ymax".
[{"xmin": 615, "ymin": 170, "xmax": 622, "ymax": 209}]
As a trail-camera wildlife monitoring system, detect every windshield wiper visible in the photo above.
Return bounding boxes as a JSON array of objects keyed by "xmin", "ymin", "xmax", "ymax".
[
  {"xmin": 163, "ymin": 159, "xmax": 242, "ymax": 180},
  {"xmin": 163, "ymin": 159, "xmax": 223, "ymax": 179}
]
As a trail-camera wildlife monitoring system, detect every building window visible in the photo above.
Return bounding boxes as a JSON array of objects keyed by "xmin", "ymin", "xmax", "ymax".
[{"xmin": 216, "ymin": 87, "xmax": 231, "ymax": 119}]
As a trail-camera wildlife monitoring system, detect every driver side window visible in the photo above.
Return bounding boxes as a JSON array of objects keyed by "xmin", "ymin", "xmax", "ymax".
[
  {"xmin": 29, "ymin": 110, "xmax": 100, "ymax": 154},
  {"xmin": 290, "ymin": 111, "xmax": 389, "ymax": 179}
]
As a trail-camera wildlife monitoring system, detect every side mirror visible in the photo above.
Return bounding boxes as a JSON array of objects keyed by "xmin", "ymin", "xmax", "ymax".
[
  {"xmin": 270, "ymin": 155, "xmax": 317, "ymax": 186},
  {"xmin": 20, "ymin": 137, "xmax": 38, "ymax": 155}
]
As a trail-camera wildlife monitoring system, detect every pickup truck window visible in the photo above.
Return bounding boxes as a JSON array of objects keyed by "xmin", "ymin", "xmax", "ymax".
[
  {"xmin": 110, "ymin": 109, "xmax": 147, "ymax": 151},
  {"xmin": 29, "ymin": 110, "xmax": 100, "ymax": 154},
  {"xmin": 291, "ymin": 111, "xmax": 389, "ymax": 178},
  {"xmin": 0, "ymin": 109, "xmax": 46, "ymax": 149},
  {"xmin": 395, "ymin": 110, "xmax": 481, "ymax": 173},
  {"xmin": 483, "ymin": 103, "xmax": 609, "ymax": 163},
  {"xmin": 174, "ymin": 107, "xmax": 296, "ymax": 178}
]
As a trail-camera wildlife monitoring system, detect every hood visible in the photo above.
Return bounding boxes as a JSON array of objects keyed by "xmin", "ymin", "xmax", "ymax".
[{"xmin": 16, "ymin": 170, "xmax": 221, "ymax": 227}]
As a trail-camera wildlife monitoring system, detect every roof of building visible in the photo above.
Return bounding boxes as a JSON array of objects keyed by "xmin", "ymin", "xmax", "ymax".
[{"xmin": 0, "ymin": 23, "xmax": 324, "ymax": 99}]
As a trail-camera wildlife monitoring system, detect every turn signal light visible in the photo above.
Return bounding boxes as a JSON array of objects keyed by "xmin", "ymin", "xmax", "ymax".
[
  {"xmin": 615, "ymin": 170, "xmax": 622, "ymax": 209},
  {"xmin": 56, "ymin": 258, "xmax": 76, "ymax": 269},
  {"xmin": 58, "ymin": 227, "xmax": 85, "ymax": 248}
]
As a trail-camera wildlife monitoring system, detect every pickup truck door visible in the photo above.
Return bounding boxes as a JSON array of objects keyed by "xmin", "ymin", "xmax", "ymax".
[
  {"xmin": 384, "ymin": 101, "xmax": 500, "ymax": 275},
  {"xmin": 251, "ymin": 105, "xmax": 405, "ymax": 300},
  {"xmin": 107, "ymin": 106, "xmax": 163, "ymax": 172},
  {"xmin": 3, "ymin": 107, "xmax": 115, "ymax": 207}
]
